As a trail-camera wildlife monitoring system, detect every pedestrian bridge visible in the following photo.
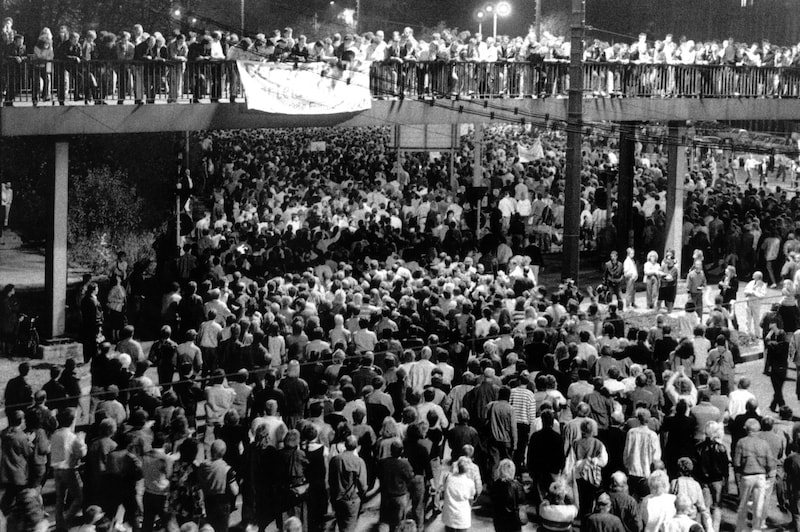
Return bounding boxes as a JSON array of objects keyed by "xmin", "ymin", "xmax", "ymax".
[{"xmin": 3, "ymin": 60, "xmax": 800, "ymax": 136}]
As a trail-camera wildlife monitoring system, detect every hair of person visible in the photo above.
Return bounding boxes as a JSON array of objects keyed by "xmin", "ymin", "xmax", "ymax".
[
  {"xmin": 461, "ymin": 444, "xmax": 475, "ymax": 458},
  {"xmin": 743, "ymin": 418, "xmax": 761, "ymax": 434},
  {"xmin": 704, "ymin": 420, "xmax": 724, "ymax": 442},
  {"xmin": 548, "ymin": 480, "xmax": 569, "ymax": 504},
  {"xmin": 647, "ymin": 470, "xmax": 670, "ymax": 495},
  {"xmin": 210, "ymin": 439, "xmax": 227, "ymax": 459},
  {"xmin": 58, "ymin": 407, "xmax": 76, "ymax": 428},
  {"xmin": 494, "ymin": 458, "xmax": 516, "ymax": 482},
  {"xmin": 677, "ymin": 456, "xmax": 694, "ymax": 476}
]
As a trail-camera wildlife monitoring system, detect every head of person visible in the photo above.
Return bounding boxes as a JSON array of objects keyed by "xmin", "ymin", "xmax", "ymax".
[
  {"xmin": 647, "ymin": 470, "xmax": 670, "ymax": 496},
  {"xmin": 283, "ymin": 517, "xmax": 303, "ymax": 532}
]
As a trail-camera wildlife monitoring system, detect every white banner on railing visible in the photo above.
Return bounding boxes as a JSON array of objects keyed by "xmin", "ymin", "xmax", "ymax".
[{"xmin": 236, "ymin": 60, "xmax": 372, "ymax": 115}]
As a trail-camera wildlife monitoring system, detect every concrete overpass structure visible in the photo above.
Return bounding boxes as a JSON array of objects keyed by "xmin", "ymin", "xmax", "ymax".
[
  {"xmin": 3, "ymin": 97, "xmax": 800, "ymax": 136},
  {"xmin": 1, "ymin": 91, "xmax": 784, "ymax": 337}
]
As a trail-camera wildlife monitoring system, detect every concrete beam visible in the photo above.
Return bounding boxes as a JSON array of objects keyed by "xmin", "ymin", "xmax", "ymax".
[
  {"xmin": 616, "ymin": 122, "xmax": 637, "ymax": 254},
  {"xmin": 4, "ymin": 97, "xmax": 800, "ymax": 137},
  {"xmin": 45, "ymin": 141, "xmax": 68, "ymax": 338}
]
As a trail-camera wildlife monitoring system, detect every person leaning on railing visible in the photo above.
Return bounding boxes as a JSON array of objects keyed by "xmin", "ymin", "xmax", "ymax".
[
  {"xmin": 115, "ymin": 31, "xmax": 135, "ymax": 103},
  {"xmin": 3, "ymin": 33, "xmax": 26, "ymax": 106},
  {"xmin": 188, "ymin": 35, "xmax": 212, "ymax": 103},
  {"xmin": 32, "ymin": 28, "xmax": 53, "ymax": 105},
  {"xmin": 54, "ymin": 32, "xmax": 81, "ymax": 105},
  {"xmin": 167, "ymin": 33, "xmax": 188, "ymax": 102}
]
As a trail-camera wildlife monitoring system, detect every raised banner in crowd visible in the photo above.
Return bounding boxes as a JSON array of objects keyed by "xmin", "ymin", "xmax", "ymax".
[
  {"xmin": 517, "ymin": 138, "xmax": 544, "ymax": 162},
  {"xmin": 236, "ymin": 60, "xmax": 373, "ymax": 115}
]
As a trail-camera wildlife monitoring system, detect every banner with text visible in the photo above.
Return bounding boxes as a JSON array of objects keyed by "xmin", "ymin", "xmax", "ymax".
[{"xmin": 237, "ymin": 60, "xmax": 373, "ymax": 115}]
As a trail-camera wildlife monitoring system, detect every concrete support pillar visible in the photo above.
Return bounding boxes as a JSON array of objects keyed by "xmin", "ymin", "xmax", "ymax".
[
  {"xmin": 617, "ymin": 122, "xmax": 636, "ymax": 254},
  {"xmin": 562, "ymin": 0, "xmax": 585, "ymax": 283},
  {"xmin": 666, "ymin": 123, "xmax": 687, "ymax": 278},
  {"xmin": 45, "ymin": 141, "xmax": 68, "ymax": 338}
]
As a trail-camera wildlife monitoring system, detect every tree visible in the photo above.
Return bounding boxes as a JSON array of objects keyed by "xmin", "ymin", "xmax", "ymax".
[{"xmin": 6, "ymin": 0, "xmax": 173, "ymax": 40}]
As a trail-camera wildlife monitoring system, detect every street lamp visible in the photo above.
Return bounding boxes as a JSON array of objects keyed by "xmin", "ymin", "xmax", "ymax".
[
  {"xmin": 474, "ymin": 9, "xmax": 486, "ymax": 36},
  {"xmin": 478, "ymin": 2, "xmax": 511, "ymax": 40}
]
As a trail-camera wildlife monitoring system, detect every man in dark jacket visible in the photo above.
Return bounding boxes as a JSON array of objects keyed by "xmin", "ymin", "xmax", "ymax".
[
  {"xmin": 0, "ymin": 410, "xmax": 32, "ymax": 514},
  {"xmin": 4, "ymin": 362, "xmax": 32, "ymax": 418},
  {"xmin": 187, "ymin": 36, "xmax": 212, "ymax": 102},
  {"xmin": 81, "ymin": 282, "xmax": 103, "ymax": 363},
  {"xmin": 55, "ymin": 31, "xmax": 81, "ymax": 104},
  {"xmin": 133, "ymin": 35, "xmax": 160, "ymax": 103},
  {"xmin": 527, "ymin": 409, "xmax": 564, "ymax": 504},
  {"xmin": 4, "ymin": 33, "xmax": 26, "ymax": 105}
]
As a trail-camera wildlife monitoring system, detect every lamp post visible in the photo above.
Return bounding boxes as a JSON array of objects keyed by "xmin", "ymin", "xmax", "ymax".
[
  {"xmin": 478, "ymin": 2, "xmax": 511, "ymax": 40},
  {"xmin": 475, "ymin": 9, "xmax": 485, "ymax": 36},
  {"xmin": 240, "ymin": 0, "xmax": 245, "ymax": 35}
]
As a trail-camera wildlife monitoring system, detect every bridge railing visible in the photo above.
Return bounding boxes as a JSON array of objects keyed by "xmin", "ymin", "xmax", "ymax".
[{"xmin": 3, "ymin": 59, "xmax": 800, "ymax": 105}]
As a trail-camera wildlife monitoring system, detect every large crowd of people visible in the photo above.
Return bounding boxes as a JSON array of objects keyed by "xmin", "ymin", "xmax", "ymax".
[
  {"xmin": 3, "ymin": 15, "xmax": 800, "ymax": 104},
  {"xmin": 1, "ymin": 116, "xmax": 800, "ymax": 532}
]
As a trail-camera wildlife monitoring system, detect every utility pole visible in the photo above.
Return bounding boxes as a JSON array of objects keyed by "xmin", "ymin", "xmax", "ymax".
[
  {"xmin": 562, "ymin": 0, "xmax": 584, "ymax": 282},
  {"xmin": 535, "ymin": 0, "xmax": 541, "ymax": 39}
]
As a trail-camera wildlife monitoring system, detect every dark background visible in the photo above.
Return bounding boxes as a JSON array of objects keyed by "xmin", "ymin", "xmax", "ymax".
[{"xmin": 4, "ymin": 0, "xmax": 800, "ymax": 46}]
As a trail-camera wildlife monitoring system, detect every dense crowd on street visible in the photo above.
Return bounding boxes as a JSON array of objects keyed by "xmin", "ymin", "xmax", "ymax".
[
  {"xmin": 4, "ymin": 15, "xmax": 800, "ymax": 104},
  {"xmin": 2, "ymin": 119, "xmax": 800, "ymax": 532}
]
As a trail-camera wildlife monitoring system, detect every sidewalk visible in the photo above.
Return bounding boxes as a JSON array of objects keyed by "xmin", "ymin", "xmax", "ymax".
[{"xmin": 0, "ymin": 231, "xmax": 88, "ymax": 291}]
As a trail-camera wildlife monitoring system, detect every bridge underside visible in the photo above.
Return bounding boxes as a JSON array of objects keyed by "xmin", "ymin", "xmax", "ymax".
[{"xmin": 2, "ymin": 97, "xmax": 799, "ymax": 136}]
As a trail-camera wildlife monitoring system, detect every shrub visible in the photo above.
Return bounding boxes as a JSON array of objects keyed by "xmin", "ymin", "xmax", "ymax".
[{"xmin": 67, "ymin": 166, "xmax": 155, "ymax": 272}]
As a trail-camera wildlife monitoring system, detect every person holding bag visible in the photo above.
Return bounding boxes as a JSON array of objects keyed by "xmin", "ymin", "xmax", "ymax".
[
  {"xmin": 564, "ymin": 419, "xmax": 608, "ymax": 519},
  {"xmin": 490, "ymin": 458, "xmax": 528, "ymax": 532}
]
